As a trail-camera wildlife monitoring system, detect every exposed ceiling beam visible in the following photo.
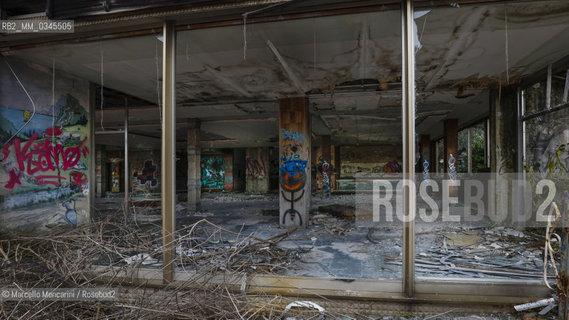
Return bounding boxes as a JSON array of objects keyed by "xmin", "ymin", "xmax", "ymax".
[{"xmin": 266, "ymin": 40, "xmax": 305, "ymax": 95}]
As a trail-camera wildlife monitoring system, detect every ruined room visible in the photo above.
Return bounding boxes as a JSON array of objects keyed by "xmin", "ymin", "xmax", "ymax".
[{"xmin": 1, "ymin": 0, "xmax": 569, "ymax": 318}]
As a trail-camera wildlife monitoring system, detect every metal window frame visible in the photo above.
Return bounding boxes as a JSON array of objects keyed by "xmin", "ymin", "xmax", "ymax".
[{"xmin": 151, "ymin": 0, "xmax": 552, "ymax": 303}]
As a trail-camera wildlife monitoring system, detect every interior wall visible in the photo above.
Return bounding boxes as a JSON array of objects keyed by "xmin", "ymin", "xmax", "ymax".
[
  {"xmin": 339, "ymin": 145, "xmax": 402, "ymax": 178},
  {"xmin": 0, "ymin": 58, "xmax": 91, "ymax": 233}
]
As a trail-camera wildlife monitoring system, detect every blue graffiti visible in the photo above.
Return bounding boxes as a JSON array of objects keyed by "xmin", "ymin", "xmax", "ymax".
[
  {"xmin": 134, "ymin": 160, "xmax": 157, "ymax": 187},
  {"xmin": 63, "ymin": 199, "xmax": 77, "ymax": 227},
  {"xmin": 280, "ymin": 154, "xmax": 307, "ymax": 174},
  {"xmin": 280, "ymin": 128, "xmax": 306, "ymax": 144}
]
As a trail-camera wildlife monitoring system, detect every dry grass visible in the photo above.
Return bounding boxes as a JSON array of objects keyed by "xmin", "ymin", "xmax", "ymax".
[{"xmin": 0, "ymin": 211, "xmax": 354, "ymax": 319}]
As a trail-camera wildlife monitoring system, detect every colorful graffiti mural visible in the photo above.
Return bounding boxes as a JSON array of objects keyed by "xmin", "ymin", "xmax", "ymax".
[
  {"xmin": 201, "ymin": 156, "xmax": 225, "ymax": 189},
  {"xmin": 133, "ymin": 160, "xmax": 158, "ymax": 188},
  {"xmin": 320, "ymin": 160, "xmax": 331, "ymax": 198},
  {"xmin": 279, "ymin": 153, "xmax": 307, "ymax": 225},
  {"xmin": 0, "ymin": 93, "xmax": 89, "ymax": 228},
  {"xmin": 223, "ymin": 156, "xmax": 233, "ymax": 190}
]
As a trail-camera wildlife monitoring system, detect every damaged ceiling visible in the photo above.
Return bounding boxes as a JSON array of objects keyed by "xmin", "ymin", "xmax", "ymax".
[{"xmin": 4, "ymin": 1, "xmax": 569, "ymax": 149}]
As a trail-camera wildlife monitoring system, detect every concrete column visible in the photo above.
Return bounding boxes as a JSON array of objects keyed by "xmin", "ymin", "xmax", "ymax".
[
  {"xmin": 279, "ymin": 97, "xmax": 310, "ymax": 228},
  {"xmin": 187, "ymin": 119, "xmax": 201, "ymax": 212},
  {"xmin": 489, "ymin": 86, "xmax": 519, "ymax": 225},
  {"xmin": 233, "ymin": 148, "xmax": 246, "ymax": 192},
  {"xmin": 443, "ymin": 119, "xmax": 458, "ymax": 173},
  {"xmin": 246, "ymin": 148, "xmax": 269, "ymax": 194},
  {"xmin": 489, "ymin": 86, "xmax": 518, "ymax": 174}
]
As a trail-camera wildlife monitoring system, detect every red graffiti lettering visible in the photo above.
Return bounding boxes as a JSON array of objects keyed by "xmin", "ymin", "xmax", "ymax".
[
  {"xmin": 70, "ymin": 171, "xmax": 87, "ymax": 186},
  {"xmin": 3, "ymin": 132, "xmax": 89, "ymax": 191},
  {"xmin": 9, "ymin": 134, "xmax": 89, "ymax": 175},
  {"xmin": 4, "ymin": 169, "xmax": 22, "ymax": 190},
  {"xmin": 2, "ymin": 144, "xmax": 10, "ymax": 161},
  {"xmin": 37, "ymin": 175, "xmax": 67, "ymax": 186}
]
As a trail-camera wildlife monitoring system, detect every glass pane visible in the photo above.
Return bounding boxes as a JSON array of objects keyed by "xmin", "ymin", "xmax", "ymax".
[
  {"xmin": 471, "ymin": 122, "xmax": 487, "ymax": 173},
  {"xmin": 174, "ymin": 8, "xmax": 404, "ymax": 281},
  {"xmin": 457, "ymin": 129, "xmax": 468, "ymax": 173},
  {"xmin": 414, "ymin": 1, "xmax": 569, "ymax": 282}
]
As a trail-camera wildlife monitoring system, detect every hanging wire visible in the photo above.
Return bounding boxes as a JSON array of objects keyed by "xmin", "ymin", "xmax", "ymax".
[
  {"xmin": 155, "ymin": 36, "xmax": 162, "ymax": 125},
  {"xmin": 242, "ymin": 1, "xmax": 290, "ymax": 61},
  {"xmin": 185, "ymin": 40, "xmax": 190, "ymax": 64},
  {"xmin": 313, "ymin": 30, "xmax": 316, "ymax": 73},
  {"xmin": 100, "ymin": 41, "xmax": 105, "ymax": 130},
  {"xmin": 504, "ymin": 6, "xmax": 510, "ymax": 85},
  {"xmin": 2, "ymin": 57, "xmax": 37, "ymax": 146},
  {"xmin": 52, "ymin": 57, "xmax": 56, "ymax": 147},
  {"xmin": 242, "ymin": 14, "xmax": 248, "ymax": 61}
]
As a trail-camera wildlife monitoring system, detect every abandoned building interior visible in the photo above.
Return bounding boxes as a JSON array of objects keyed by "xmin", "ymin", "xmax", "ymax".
[{"xmin": 2, "ymin": 0, "xmax": 569, "ymax": 317}]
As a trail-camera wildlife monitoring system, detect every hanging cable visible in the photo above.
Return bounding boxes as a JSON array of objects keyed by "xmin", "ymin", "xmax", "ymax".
[
  {"xmin": 2, "ymin": 57, "xmax": 37, "ymax": 146},
  {"xmin": 504, "ymin": 6, "xmax": 510, "ymax": 85},
  {"xmin": 185, "ymin": 40, "xmax": 190, "ymax": 64},
  {"xmin": 243, "ymin": 13, "xmax": 248, "ymax": 61},
  {"xmin": 543, "ymin": 202, "xmax": 562, "ymax": 291},
  {"xmin": 52, "ymin": 57, "xmax": 56, "ymax": 147},
  {"xmin": 155, "ymin": 36, "xmax": 162, "ymax": 125},
  {"xmin": 313, "ymin": 29, "xmax": 316, "ymax": 73},
  {"xmin": 100, "ymin": 41, "xmax": 105, "ymax": 130},
  {"xmin": 242, "ymin": 1, "xmax": 290, "ymax": 61}
]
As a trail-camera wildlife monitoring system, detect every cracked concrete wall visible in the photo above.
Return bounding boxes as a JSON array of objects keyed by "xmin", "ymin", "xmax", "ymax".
[{"xmin": 0, "ymin": 58, "xmax": 91, "ymax": 233}]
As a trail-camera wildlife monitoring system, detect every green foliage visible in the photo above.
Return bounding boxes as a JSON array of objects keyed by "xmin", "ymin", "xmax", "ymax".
[{"xmin": 457, "ymin": 125, "xmax": 486, "ymax": 173}]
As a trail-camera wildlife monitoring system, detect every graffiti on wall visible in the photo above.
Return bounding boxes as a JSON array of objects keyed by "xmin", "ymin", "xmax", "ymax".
[
  {"xmin": 133, "ymin": 160, "xmax": 158, "ymax": 188},
  {"xmin": 246, "ymin": 155, "xmax": 267, "ymax": 180},
  {"xmin": 201, "ymin": 156, "xmax": 225, "ymax": 188},
  {"xmin": 0, "ymin": 94, "xmax": 89, "ymax": 227},
  {"xmin": 279, "ymin": 127, "xmax": 308, "ymax": 225},
  {"xmin": 224, "ymin": 156, "xmax": 233, "ymax": 190},
  {"xmin": 280, "ymin": 128, "xmax": 306, "ymax": 144},
  {"xmin": 320, "ymin": 160, "xmax": 331, "ymax": 198}
]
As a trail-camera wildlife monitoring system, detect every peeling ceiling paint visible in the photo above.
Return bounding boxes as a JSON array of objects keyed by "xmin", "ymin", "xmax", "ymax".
[{"xmin": 7, "ymin": 1, "xmax": 569, "ymax": 148}]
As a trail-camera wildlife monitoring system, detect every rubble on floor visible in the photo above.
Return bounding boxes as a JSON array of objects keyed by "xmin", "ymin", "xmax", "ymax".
[{"xmin": 0, "ymin": 201, "xmax": 562, "ymax": 319}]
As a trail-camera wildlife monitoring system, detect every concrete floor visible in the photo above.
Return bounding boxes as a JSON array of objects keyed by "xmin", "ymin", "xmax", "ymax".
[{"xmin": 96, "ymin": 192, "xmax": 549, "ymax": 281}]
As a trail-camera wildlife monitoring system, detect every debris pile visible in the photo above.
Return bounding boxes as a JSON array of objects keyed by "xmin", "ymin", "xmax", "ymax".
[
  {"xmin": 0, "ymin": 214, "xmax": 334, "ymax": 319},
  {"xmin": 387, "ymin": 227, "xmax": 554, "ymax": 280}
]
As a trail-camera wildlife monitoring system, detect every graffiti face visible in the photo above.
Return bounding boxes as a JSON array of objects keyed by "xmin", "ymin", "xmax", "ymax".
[
  {"xmin": 279, "ymin": 154, "xmax": 307, "ymax": 192},
  {"xmin": 279, "ymin": 127, "xmax": 308, "ymax": 226}
]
